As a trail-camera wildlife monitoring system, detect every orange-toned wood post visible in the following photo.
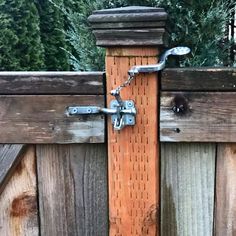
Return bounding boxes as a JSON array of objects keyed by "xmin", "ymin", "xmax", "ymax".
[{"xmin": 89, "ymin": 6, "xmax": 168, "ymax": 236}]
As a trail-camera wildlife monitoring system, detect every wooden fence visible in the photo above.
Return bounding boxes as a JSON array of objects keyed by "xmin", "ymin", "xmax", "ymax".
[
  {"xmin": 1, "ymin": 68, "xmax": 236, "ymax": 235},
  {"xmin": 161, "ymin": 67, "xmax": 236, "ymax": 236},
  {"xmin": 0, "ymin": 72, "xmax": 108, "ymax": 236}
]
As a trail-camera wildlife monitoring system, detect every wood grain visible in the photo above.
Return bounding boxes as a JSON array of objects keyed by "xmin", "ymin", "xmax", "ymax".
[
  {"xmin": 88, "ymin": 7, "xmax": 167, "ymax": 23},
  {"xmin": 89, "ymin": 6, "xmax": 168, "ymax": 47},
  {"xmin": 160, "ymin": 92, "xmax": 236, "ymax": 142},
  {"xmin": 93, "ymin": 29, "xmax": 168, "ymax": 46},
  {"xmin": 214, "ymin": 144, "xmax": 236, "ymax": 235},
  {"xmin": 0, "ymin": 144, "xmax": 26, "ymax": 194},
  {"xmin": 37, "ymin": 144, "xmax": 108, "ymax": 236},
  {"xmin": 0, "ymin": 95, "xmax": 104, "ymax": 143},
  {"xmin": 0, "ymin": 146, "xmax": 38, "ymax": 236},
  {"xmin": 0, "ymin": 72, "xmax": 104, "ymax": 95},
  {"xmin": 161, "ymin": 68, "xmax": 236, "ymax": 91},
  {"xmin": 161, "ymin": 143, "xmax": 215, "ymax": 236},
  {"xmin": 106, "ymin": 48, "xmax": 159, "ymax": 235},
  {"xmin": 90, "ymin": 21, "xmax": 166, "ymax": 29}
]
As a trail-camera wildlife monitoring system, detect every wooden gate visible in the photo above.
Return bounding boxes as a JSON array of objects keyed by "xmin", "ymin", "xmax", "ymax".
[{"xmin": 0, "ymin": 72, "xmax": 108, "ymax": 235}]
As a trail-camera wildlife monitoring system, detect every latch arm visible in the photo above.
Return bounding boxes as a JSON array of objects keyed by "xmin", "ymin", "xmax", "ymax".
[{"xmin": 128, "ymin": 46, "xmax": 191, "ymax": 76}]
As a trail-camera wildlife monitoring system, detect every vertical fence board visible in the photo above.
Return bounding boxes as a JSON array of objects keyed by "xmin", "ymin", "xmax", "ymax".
[
  {"xmin": 161, "ymin": 143, "xmax": 215, "ymax": 236},
  {"xmin": 37, "ymin": 144, "xmax": 108, "ymax": 236},
  {"xmin": 0, "ymin": 144, "xmax": 26, "ymax": 195},
  {"xmin": 0, "ymin": 145, "xmax": 38, "ymax": 236},
  {"xmin": 215, "ymin": 144, "xmax": 236, "ymax": 235}
]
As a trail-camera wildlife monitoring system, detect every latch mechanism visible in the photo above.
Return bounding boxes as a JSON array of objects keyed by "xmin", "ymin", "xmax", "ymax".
[
  {"xmin": 66, "ymin": 46, "xmax": 190, "ymax": 131},
  {"xmin": 66, "ymin": 99, "xmax": 136, "ymax": 131}
]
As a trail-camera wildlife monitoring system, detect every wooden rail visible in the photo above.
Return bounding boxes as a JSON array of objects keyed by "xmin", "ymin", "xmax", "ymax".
[
  {"xmin": 0, "ymin": 72, "xmax": 105, "ymax": 143},
  {"xmin": 160, "ymin": 68, "xmax": 236, "ymax": 142},
  {"xmin": 0, "ymin": 72, "xmax": 104, "ymax": 94}
]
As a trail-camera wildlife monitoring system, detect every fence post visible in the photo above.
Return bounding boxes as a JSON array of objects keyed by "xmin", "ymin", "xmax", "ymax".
[{"xmin": 89, "ymin": 6, "xmax": 168, "ymax": 235}]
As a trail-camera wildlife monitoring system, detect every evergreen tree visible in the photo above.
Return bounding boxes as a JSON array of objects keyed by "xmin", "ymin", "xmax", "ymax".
[
  {"xmin": 37, "ymin": 0, "xmax": 69, "ymax": 71},
  {"xmin": 63, "ymin": 0, "xmax": 235, "ymax": 70},
  {"xmin": 61, "ymin": 0, "xmax": 106, "ymax": 71},
  {"xmin": 0, "ymin": 0, "xmax": 45, "ymax": 70},
  {"xmin": 0, "ymin": 0, "xmax": 19, "ymax": 70},
  {"xmin": 156, "ymin": 0, "xmax": 233, "ymax": 67},
  {"xmin": 62, "ymin": 0, "xmax": 157, "ymax": 71}
]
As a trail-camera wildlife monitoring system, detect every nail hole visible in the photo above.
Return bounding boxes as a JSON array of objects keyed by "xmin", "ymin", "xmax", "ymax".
[{"xmin": 175, "ymin": 128, "xmax": 181, "ymax": 133}]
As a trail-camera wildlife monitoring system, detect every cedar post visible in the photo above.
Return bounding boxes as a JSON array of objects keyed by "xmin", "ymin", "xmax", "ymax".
[{"xmin": 89, "ymin": 6, "xmax": 168, "ymax": 236}]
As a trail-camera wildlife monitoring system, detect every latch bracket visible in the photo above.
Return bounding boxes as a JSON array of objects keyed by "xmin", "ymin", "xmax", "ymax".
[{"xmin": 110, "ymin": 100, "xmax": 136, "ymax": 130}]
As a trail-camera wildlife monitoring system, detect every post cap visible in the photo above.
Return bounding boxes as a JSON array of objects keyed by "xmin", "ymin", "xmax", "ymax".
[{"xmin": 88, "ymin": 6, "xmax": 169, "ymax": 47}]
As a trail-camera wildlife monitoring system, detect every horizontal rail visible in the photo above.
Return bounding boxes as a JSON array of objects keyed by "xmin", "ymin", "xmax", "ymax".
[
  {"xmin": 0, "ymin": 95, "xmax": 104, "ymax": 143},
  {"xmin": 160, "ymin": 92, "xmax": 236, "ymax": 142},
  {"xmin": 0, "ymin": 72, "xmax": 105, "ymax": 95},
  {"xmin": 161, "ymin": 68, "xmax": 236, "ymax": 91}
]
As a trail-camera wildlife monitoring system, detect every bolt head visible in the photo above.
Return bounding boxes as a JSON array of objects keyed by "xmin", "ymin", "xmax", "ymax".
[
  {"xmin": 71, "ymin": 108, "xmax": 78, "ymax": 114},
  {"xmin": 127, "ymin": 101, "xmax": 133, "ymax": 107}
]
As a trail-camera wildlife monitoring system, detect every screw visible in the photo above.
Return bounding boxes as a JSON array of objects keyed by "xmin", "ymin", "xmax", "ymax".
[
  {"xmin": 127, "ymin": 101, "xmax": 133, "ymax": 107},
  {"xmin": 87, "ymin": 108, "xmax": 92, "ymax": 113},
  {"xmin": 71, "ymin": 108, "xmax": 78, "ymax": 115},
  {"xmin": 128, "ymin": 118, "xmax": 134, "ymax": 124}
]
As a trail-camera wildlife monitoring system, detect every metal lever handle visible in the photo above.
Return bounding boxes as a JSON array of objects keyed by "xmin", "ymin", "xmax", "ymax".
[{"xmin": 128, "ymin": 46, "xmax": 191, "ymax": 76}]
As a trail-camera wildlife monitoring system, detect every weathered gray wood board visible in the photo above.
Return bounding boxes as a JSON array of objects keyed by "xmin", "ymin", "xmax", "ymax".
[
  {"xmin": 161, "ymin": 143, "xmax": 215, "ymax": 236},
  {"xmin": 37, "ymin": 144, "xmax": 108, "ymax": 236},
  {"xmin": 0, "ymin": 145, "xmax": 26, "ymax": 194},
  {"xmin": 160, "ymin": 92, "xmax": 236, "ymax": 142},
  {"xmin": 0, "ymin": 72, "xmax": 104, "ymax": 95},
  {"xmin": 214, "ymin": 144, "xmax": 236, "ymax": 235},
  {"xmin": 161, "ymin": 68, "xmax": 236, "ymax": 91},
  {"xmin": 0, "ymin": 146, "xmax": 38, "ymax": 236},
  {"xmin": 0, "ymin": 95, "xmax": 104, "ymax": 143}
]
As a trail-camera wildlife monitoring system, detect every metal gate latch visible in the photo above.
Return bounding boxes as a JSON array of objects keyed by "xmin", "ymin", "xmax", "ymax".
[
  {"xmin": 66, "ymin": 47, "xmax": 190, "ymax": 131},
  {"xmin": 66, "ymin": 98, "xmax": 137, "ymax": 131}
]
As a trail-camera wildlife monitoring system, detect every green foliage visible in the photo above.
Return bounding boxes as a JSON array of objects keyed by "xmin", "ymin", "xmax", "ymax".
[
  {"xmin": 63, "ymin": 0, "xmax": 234, "ymax": 70},
  {"xmin": 155, "ymin": 0, "xmax": 234, "ymax": 67},
  {"xmin": 0, "ymin": 0, "xmax": 234, "ymax": 70},
  {"xmin": 0, "ymin": 0, "xmax": 19, "ymax": 70},
  {"xmin": 60, "ymin": 0, "xmax": 106, "ymax": 71},
  {"xmin": 0, "ymin": 0, "xmax": 45, "ymax": 70},
  {"xmin": 62, "ymin": 0, "xmax": 157, "ymax": 71},
  {"xmin": 37, "ymin": 0, "xmax": 69, "ymax": 71}
]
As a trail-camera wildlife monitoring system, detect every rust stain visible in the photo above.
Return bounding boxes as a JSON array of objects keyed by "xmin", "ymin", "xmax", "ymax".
[
  {"xmin": 14, "ymin": 161, "xmax": 24, "ymax": 176},
  {"xmin": 10, "ymin": 193, "xmax": 37, "ymax": 217}
]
